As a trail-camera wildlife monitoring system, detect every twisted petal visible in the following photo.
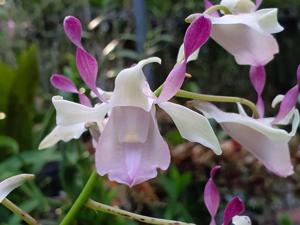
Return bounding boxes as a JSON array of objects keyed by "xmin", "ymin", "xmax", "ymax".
[
  {"xmin": 232, "ymin": 216, "xmax": 252, "ymax": 225},
  {"xmin": 177, "ymin": 44, "xmax": 200, "ymax": 63},
  {"xmin": 204, "ymin": 166, "xmax": 221, "ymax": 225},
  {"xmin": 39, "ymin": 96, "xmax": 110, "ymax": 149},
  {"xmin": 193, "ymin": 102, "xmax": 297, "ymax": 176},
  {"xmin": 110, "ymin": 57, "xmax": 160, "ymax": 111},
  {"xmin": 0, "ymin": 174, "xmax": 34, "ymax": 202},
  {"xmin": 223, "ymin": 197, "xmax": 245, "ymax": 225},
  {"xmin": 156, "ymin": 62, "xmax": 186, "ymax": 103},
  {"xmin": 95, "ymin": 106, "xmax": 170, "ymax": 187},
  {"xmin": 249, "ymin": 65, "xmax": 266, "ymax": 117},
  {"xmin": 158, "ymin": 102, "xmax": 222, "ymax": 155}
]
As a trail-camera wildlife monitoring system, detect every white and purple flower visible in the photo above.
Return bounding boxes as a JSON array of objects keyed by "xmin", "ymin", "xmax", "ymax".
[
  {"xmin": 183, "ymin": 0, "xmax": 283, "ymax": 66},
  {"xmin": 193, "ymin": 66, "xmax": 300, "ymax": 177},
  {"xmin": 39, "ymin": 16, "xmax": 222, "ymax": 187}
]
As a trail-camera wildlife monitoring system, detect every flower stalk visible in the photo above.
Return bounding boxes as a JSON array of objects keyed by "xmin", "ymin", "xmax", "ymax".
[
  {"xmin": 86, "ymin": 199, "xmax": 195, "ymax": 225},
  {"xmin": 175, "ymin": 89, "xmax": 259, "ymax": 118},
  {"xmin": 203, "ymin": 4, "xmax": 232, "ymax": 15},
  {"xmin": 59, "ymin": 171, "xmax": 98, "ymax": 225},
  {"xmin": 2, "ymin": 198, "xmax": 41, "ymax": 225}
]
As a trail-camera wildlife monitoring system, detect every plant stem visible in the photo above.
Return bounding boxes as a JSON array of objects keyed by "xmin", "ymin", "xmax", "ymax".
[
  {"xmin": 2, "ymin": 198, "xmax": 41, "ymax": 225},
  {"xmin": 86, "ymin": 199, "xmax": 195, "ymax": 225},
  {"xmin": 175, "ymin": 89, "xmax": 259, "ymax": 118},
  {"xmin": 59, "ymin": 171, "xmax": 98, "ymax": 225}
]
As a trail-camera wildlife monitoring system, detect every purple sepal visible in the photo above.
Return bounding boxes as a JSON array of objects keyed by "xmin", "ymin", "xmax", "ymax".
[
  {"xmin": 156, "ymin": 61, "xmax": 186, "ymax": 103},
  {"xmin": 204, "ymin": 0, "xmax": 220, "ymax": 17},
  {"xmin": 256, "ymin": 0, "xmax": 263, "ymax": 9},
  {"xmin": 75, "ymin": 47, "xmax": 105, "ymax": 102},
  {"xmin": 63, "ymin": 16, "xmax": 82, "ymax": 48},
  {"xmin": 223, "ymin": 197, "xmax": 245, "ymax": 225},
  {"xmin": 204, "ymin": 166, "xmax": 221, "ymax": 225},
  {"xmin": 79, "ymin": 93, "xmax": 92, "ymax": 107},
  {"xmin": 184, "ymin": 16, "xmax": 212, "ymax": 60},
  {"xmin": 249, "ymin": 66, "xmax": 266, "ymax": 117},
  {"xmin": 50, "ymin": 74, "xmax": 78, "ymax": 93},
  {"xmin": 273, "ymin": 65, "xmax": 300, "ymax": 124}
]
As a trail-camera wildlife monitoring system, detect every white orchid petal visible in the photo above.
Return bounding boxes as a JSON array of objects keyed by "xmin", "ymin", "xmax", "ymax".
[
  {"xmin": 255, "ymin": 9, "xmax": 283, "ymax": 34},
  {"xmin": 194, "ymin": 102, "xmax": 293, "ymax": 141},
  {"xmin": 158, "ymin": 102, "xmax": 222, "ymax": 155},
  {"xmin": 110, "ymin": 57, "xmax": 160, "ymax": 111},
  {"xmin": 0, "ymin": 174, "xmax": 34, "ymax": 202},
  {"xmin": 38, "ymin": 123, "xmax": 86, "ymax": 149},
  {"xmin": 209, "ymin": 9, "xmax": 283, "ymax": 34},
  {"xmin": 211, "ymin": 23, "xmax": 279, "ymax": 66},
  {"xmin": 53, "ymin": 96, "xmax": 110, "ymax": 126},
  {"xmin": 177, "ymin": 44, "xmax": 200, "ymax": 63},
  {"xmin": 232, "ymin": 215, "xmax": 252, "ymax": 225},
  {"xmin": 193, "ymin": 101, "xmax": 295, "ymax": 176}
]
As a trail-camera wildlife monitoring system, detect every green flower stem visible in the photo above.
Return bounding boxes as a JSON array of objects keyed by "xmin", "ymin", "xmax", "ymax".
[
  {"xmin": 86, "ymin": 199, "xmax": 195, "ymax": 225},
  {"xmin": 204, "ymin": 4, "xmax": 232, "ymax": 15},
  {"xmin": 175, "ymin": 89, "xmax": 259, "ymax": 118},
  {"xmin": 59, "ymin": 171, "xmax": 98, "ymax": 225},
  {"xmin": 2, "ymin": 198, "xmax": 41, "ymax": 225}
]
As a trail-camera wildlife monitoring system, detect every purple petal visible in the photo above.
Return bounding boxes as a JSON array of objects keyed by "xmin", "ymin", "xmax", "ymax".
[
  {"xmin": 50, "ymin": 74, "xmax": 78, "ymax": 93},
  {"xmin": 63, "ymin": 16, "xmax": 82, "ymax": 48},
  {"xmin": 156, "ymin": 61, "xmax": 186, "ymax": 103},
  {"xmin": 204, "ymin": 0, "xmax": 220, "ymax": 17},
  {"xmin": 204, "ymin": 166, "xmax": 221, "ymax": 225},
  {"xmin": 256, "ymin": 0, "xmax": 263, "ymax": 9},
  {"xmin": 204, "ymin": 0, "xmax": 214, "ymax": 10},
  {"xmin": 249, "ymin": 66, "xmax": 266, "ymax": 117},
  {"xmin": 223, "ymin": 197, "xmax": 245, "ymax": 225},
  {"xmin": 95, "ymin": 106, "xmax": 170, "ymax": 187},
  {"xmin": 75, "ymin": 47, "xmax": 101, "ymax": 96},
  {"xmin": 273, "ymin": 85, "xmax": 299, "ymax": 124},
  {"xmin": 78, "ymin": 93, "xmax": 92, "ymax": 107},
  {"xmin": 184, "ymin": 16, "xmax": 212, "ymax": 60}
]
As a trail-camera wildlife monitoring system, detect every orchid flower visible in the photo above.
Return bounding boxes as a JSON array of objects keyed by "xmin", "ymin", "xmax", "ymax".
[
  {"xmin": 39, "ymin": 16, "xmax": 222, "ymax": 187},
  {"xmin": 204, "ymin": 166, "xmax": 250, "ymax": 225},
  {"xmin": 193, "ymin": 100, "xmax": 298, "ymax": 176},
  {"xmin": 183, "ymin": 0, "xmax": 283, "ymax": 66},
  {"xmin": 0, "ymin": 174, "xmax": 34, "ymax": 202},
  {"xmin": 192, "ymin": 66, "xmax": 300, "ymax": 177}
]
